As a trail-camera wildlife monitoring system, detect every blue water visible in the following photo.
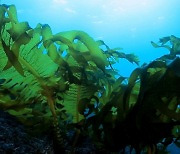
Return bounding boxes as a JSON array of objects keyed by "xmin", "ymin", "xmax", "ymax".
[
  {"xmin": 2, "ymin": 0, "xmax": 180, "ymax": 76},
  {"xmin": 1, "ymin": 0, "xmax": 180, "ymax": 152}
]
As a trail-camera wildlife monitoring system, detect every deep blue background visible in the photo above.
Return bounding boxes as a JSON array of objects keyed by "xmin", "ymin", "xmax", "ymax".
[{"xmin": 2, "ymin": 0, "xmax": 180, "ymax": 76}]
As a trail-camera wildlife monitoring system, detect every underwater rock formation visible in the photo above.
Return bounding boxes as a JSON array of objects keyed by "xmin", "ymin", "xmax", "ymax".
[{"xmin": 0, "ymin": 110, "xmax": 53, "ymax": 153}]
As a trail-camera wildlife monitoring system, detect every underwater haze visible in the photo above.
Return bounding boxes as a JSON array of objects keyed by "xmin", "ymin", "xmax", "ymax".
[{"xmin": 1, "ymin": 0, "xmax": 180, "ymax": 76}]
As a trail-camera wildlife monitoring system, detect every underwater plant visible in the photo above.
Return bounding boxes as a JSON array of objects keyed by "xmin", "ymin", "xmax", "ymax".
[
  {"xmin": 84, "ymin": 36, "xmax": 180, "ymax": 153},
  {"xmin": 0, "ymin": 4, "xmax": 179, "ymax": 154}
]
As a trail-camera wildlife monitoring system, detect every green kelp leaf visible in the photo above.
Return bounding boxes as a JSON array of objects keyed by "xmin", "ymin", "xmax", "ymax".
[
  {"xmin": 12, "ymin": 32, "xmax": 31, "ymax": 52},
  {"xmin": 159, "ymin": 36, "xmax": 170, "ymax": 45},
  {"xmin": 1, "ymin": 39, "xmax": 24, "ymax": 76},
  {"xmin": 139, "ymin": 60, "xmax": 167, "ymax": 93},
  {"xmin": 40, "ymin": 26, "xmax": 68, "ymax": 66},
  {"xmin": 105, "ymin": 48, "xmax": 139, "ymax": 65},
  {"xmin": 167, "ymin": 97, "xmax": 178, "ymax": 111},
  {"xmin": 56, "ymin": 30, "xmax": 108, "ymax": 71},
  {"xmin": 78, "ymin": 96, "xmax": 99, "ymax": 115},
  {"xmin": 8, "ymin": 108, "xmax": 33, "ymax": 116},
  {"xmin": 73, "ymin": 39, "xmax": 89, "ymax": 52},
  {"xmin": 100, "ymin": 79, "xmax": 113, "ymax": 103},
  {"xmin": 20, "ymin": 41, "xmax": 59, "ymax": 79},
  {"xmin": 46, "ymin": 41, "xmax": 67, "ymax": 66},
  {"xmin": 111, "ymin": 76, "xmax": 126, "ymax": 92},
  {"xmin": 42, "ymin": 24, "xmax": 53, "ymax": 42},
  {"xmin": 0, "ymin": 5, "xmax": 120, "ymax": 139},
  {"xmin": 137, "ymin": 58, "xmax": 180, "ymax": 124},
  {"xmin": 7, "ymin": 5, "xmax": 18, "ymax": 22},
  {"xmin": 0, "ymin": 47, "xmax": 59, "ymax": 131},
  {"xmin": 96, "ymin": 40, "xmax": 110, "ymax": 51},
  {"xmin": 0, "ymin": 90, "xmax": 26, "ymax": 110},
  {"xmin": 77, "ymin": 98, "xmax": 90, "ymax": 115},
  {"xmin": 17, "ymin": 24, "xmax": 59, "ymax": 79},
  {"xmin": 7, "ymin": 22, "xmax": 31, "ymax": 41},
  {"xmin": 170, "ymin": 35, "xmax": 180, "ymax": 54},
  {"xmin": 0, "ymin": 40, "xmax": 8, "ymax": 70},
  {"xmin": 61, "ymin": 83, "xmax": 97, "ymax": 123},
  {"xmin": 158, "ymin": 97, "xmax": 179, "ymax": 123},
  {"xmin": 53, "ymin": 34, "xmax": 90, "ymax": 67},
  {"xmin": 152, "ymin": 35, "xmax": 180, "ymax": 56},
  {"xmin": 167, "ymin": 57, "xmax": 180, "ymax": 76},
  {"xmin": 42, "ymin": 24, "xmax": 66, "ymax": 65},
  {"xmin": 123, "ymin": 68, "xmax": 141, "ymax": 111},
  {"xmin": 0, "ymin": 13, "xmax": 32, "ymax": 76},
  {"xmin": 151, "ymin": 41, "xmax": 171, "ymax": 51},
  {"xmin": 96, "ymin": 40, "xmax": 139, "ymax": 65},
  {"xmin": 102, "ymin": 83, "xmax": 127, "ymax": 121},
  {"xmin": 0, "ymin": 5, "xmax": 61, "ymax": 128},
  {"xmin": 147, "ymin": 60, "xmax": 166, "ymax": 69},
  {"xmin": 41, "ymin": 25, "xmax": 64, "ymax": 65},
  {"xmin": 145, "ymin": 67, "xmax": 166, "ymax": 90},
  {"xmin": 156, "ymin": 100, "xmax": 180, "ymax": 121},
  {"xmin": 0, "ymin": 67, "xmax": 41, "ymax": 101},
  {"xmin": 170, "ymin": 35, "xmax": 180, "ymax": 43},
  {"xmin": 70, "ymin": 50, "xmax": 88, "ymax": 66},
  {"xmin": 103, "ymin": 106, "xmax": 117, "ymax": 124},
  {"xmin": 63, "ymin": 53, "xmax": 87, "ymax": 84},
  {"xmin": 58, "ymin": 44, "xmax": 68, "ymax": 53},
  {"xmin": 172, "ymin": 126, "xmax": 180, "ymax": 138},
  {"xmin": 151, "ymin": 41, "xmax": 160, "ymax": 48},
  {"xmin": 129, "ymin": 82, "xmax": 140, "ymax": 108},
  {"xmin": 125, "ymin": 53, "xmax": 139, "ymax": 65},
  {"xmin": 0, "ymin": 5, "xmax": 6, "ymax": 27},
  {"xmin": 104, "ymin": 68, "xmax": 120, "ymax": 81},
  {"xmin": 27, "ymin": 23, "xmax": 42, "ymax": 37},
  {"xmin": 96, "ymin": 40, "xmax": 122, "ymax": 67},
  {"xmin": 9, "ymin": 32, "xmax": 31, "ymax": 70}
]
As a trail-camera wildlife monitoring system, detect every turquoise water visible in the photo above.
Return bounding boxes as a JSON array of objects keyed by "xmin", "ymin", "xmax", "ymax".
[{"xmin": 2, "ymin": 0, "xmax": 180, "ymax": 77}]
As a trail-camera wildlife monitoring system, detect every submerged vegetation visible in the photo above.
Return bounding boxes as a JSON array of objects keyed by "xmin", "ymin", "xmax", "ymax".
[{"xmin": 0, "ymin": 4, "xmax": 180, "ymax": 153}]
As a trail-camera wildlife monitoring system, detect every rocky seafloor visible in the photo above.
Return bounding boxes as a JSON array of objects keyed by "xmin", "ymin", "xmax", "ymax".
[
  {"xmin": 0, "ymin": 110, "xmax": 179, "ymax": 154},
  {"xmin": 0, "ymin": 110, "xmax": 97, "ymax": 154},
  {"xmin": 0, "ymin": 110, "xmax": 54, "ymax": 153}
]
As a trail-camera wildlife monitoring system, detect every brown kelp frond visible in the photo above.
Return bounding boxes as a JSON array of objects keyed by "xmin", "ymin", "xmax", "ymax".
[
  {"xmin": 97, "ymin": 40, "xmax": 140, "ymax": 66},
  {"xmin": 87, "ymin": 52, "xmax": 180, "ymax": 152},
  {"xmin": 0, "ymin": 5, "xmax": 63, "ymax": 135},
  {"xmin": 151, "ymin": 35, "xmax": 180, "ymax": 60},
  {"xmin": 0, "ymin": 4, "xmax": 119, "ymax": 147}
]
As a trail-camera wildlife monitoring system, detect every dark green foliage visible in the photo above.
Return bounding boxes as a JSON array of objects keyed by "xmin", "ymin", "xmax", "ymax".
[
  {"xmin": 151, "ymin": 35, "xmax": 180, "ymax": 61},
  {"xmin": 86, "ymin": 37, "xmax": 180, "ymax": 153},
  {"xmin": 0, "ymin": 4, "xmax": 179, "ymax": 153}
]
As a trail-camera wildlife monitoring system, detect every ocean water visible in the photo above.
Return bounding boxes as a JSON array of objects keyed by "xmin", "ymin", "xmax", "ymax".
[
  {"xmin": 1, "ymin": 0, "xmax": 180, "ymax": 153},
  {"xmin": 2, "ymin": 0, "xmax": 180, "ymax": 77}
]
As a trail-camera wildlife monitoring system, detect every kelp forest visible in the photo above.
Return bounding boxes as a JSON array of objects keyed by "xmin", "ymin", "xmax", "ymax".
[{"xmin": 0, "ymin": 4, "xmax": 180, "ymax": 154}]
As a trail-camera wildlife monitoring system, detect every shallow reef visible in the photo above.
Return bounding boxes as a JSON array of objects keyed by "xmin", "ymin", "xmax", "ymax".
[{"xmin": 0, "ymin": 110, "xmax": 53, "ymax": 153}]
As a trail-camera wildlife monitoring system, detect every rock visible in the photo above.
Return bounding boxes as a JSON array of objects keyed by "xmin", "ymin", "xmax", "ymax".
[{"xmin": 0, "ymin": 110, "xmax": 54, "ymax": 154}]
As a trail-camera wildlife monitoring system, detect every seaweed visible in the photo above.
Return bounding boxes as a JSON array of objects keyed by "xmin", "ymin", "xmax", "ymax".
[{"xmin": 0, "ymin": 4, "xmax": 179, "ymax": 153}]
